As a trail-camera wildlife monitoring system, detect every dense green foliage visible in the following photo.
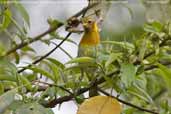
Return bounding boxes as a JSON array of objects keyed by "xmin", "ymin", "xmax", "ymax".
[{"xmin": 0, "ymin": 0, "xmax": 171, "ymax": 114}]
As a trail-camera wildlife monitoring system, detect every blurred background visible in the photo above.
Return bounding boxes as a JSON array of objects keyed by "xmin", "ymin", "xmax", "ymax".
[{"xmin": 1, "ymin": 0, "xmax": 171, "ymax": 113}]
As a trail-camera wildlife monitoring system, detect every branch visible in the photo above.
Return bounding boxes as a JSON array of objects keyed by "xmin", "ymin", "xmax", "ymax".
[
  {"xmin": 42, "ymin": 58, "xmax": 171, "ymax": 108},
  {"xmin": 144, "ymin": 61, "xmax": 171, "ymax": 71},
  {"xmin": 134, "ymin": 38, "xmax": 171, "ymax": 65},
  {"xmin": 17, "ymin": 3, "xmax": 99, "ymax": 73},
  {"xmin": 98, "ymin": 88, "xmax": 159, "ymax": 114},
  {"xmin": 44, "ymin": 86, "xmax": 90, "ymax": 108},
  {"xmin": 144, "ymin": 38, "xmax": 170, "ymax": 60},
  {"xmin": 18, "ymin": 32, "xmax": 71, "ymax": 73},
  {"xmin": 4, "ymin": 3, "xmax": 99, "ymax": 56},
  {"xmin": 33, "ymin": 80, "xmax": 73, "ymax": 95},
  {"xmin": 68, "ymin": 3, "xmax": 98, "ymax": 20},
  {"xmin": 42, "ymin": 37, "xmax": 171, "ymax": 108},
  {"xmin": 4, "ymin": 24, "xmax": 63, "ymax": 56},
  {"xmin": 7, "ymin": 2, "xmax": 170, "ymax": 112}
]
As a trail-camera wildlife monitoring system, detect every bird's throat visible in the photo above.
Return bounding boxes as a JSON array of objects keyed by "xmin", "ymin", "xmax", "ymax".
[{"xmin": 80, "ymin": 31, "xmax": 100, "ymax": 46}]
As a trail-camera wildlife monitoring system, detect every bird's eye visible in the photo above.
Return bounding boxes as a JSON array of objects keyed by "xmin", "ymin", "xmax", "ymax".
[{"xmin": 88, "ymin": 20, "xmax": 92, "ymax": 24}]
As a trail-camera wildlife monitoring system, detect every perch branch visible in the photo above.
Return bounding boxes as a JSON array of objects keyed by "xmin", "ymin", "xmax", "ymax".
[
  {"xmin": 4, "ymin": 3, "xmax": 99, "ymax": 56},
  {"xmin": 17, "ymin": 3, "xmax": 98, "ymax": 73}
]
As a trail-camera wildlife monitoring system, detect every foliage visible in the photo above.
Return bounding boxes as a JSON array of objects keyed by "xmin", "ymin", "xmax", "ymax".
[{"xmin": 0, "ymin": 0, "xmax": 171, "ymax": 114}]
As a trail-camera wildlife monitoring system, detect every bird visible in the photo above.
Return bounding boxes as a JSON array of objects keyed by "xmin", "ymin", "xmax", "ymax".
[
  {"xmin": 78, "ymin": 18, "xmax": 100, "ymax": 58},
  {"xmin": 78, "ymin": 18, "xmax": 100, "ymax": 97}
]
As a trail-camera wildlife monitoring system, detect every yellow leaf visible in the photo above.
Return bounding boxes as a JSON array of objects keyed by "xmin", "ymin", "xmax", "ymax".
[{"xmin": 77, "ymin": 96, "xmax": 122, "ymax": 114}]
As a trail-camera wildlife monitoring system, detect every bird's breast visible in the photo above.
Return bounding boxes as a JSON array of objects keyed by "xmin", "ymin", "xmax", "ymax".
[{"xmin": 80, "ymin": 31, "xmax": 100, "ymax": 46}]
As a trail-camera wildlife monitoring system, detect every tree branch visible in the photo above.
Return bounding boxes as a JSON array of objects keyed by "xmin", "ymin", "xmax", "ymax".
[
  {"xmin": 33, "ymin": 80, "xmax": 73, "ymax": 95},
  {"xmin": 4, "ymin": 24, "xmax": 63, "ymax": 56},
  {"xmin": 18, "ymin": 32, "xmax": 71, "ymax": 73},
  {"xmin": 4, "ymin": 3, "xmax": 99, "ymax": 56},
  {"xmin": 44, "ymin": 86, "xmax": 90, "ymax": 108},
  {"xmin": 144, "ymin": 38, "xmax": 170, "ymax": 60},
  {"xmin": 17, "ymin": 3, "xmax": 99, "ymax": 73},
  {"xmin": 42, "ymin": 37, "xmax": 171, "ymax": 108},
  {"xmin": 134, "ymin": 38, "xmax": 171, "ymax": 65},
  {"xmin": 5, "ymin": 2, "xmax": 170, "ymax": 113},
  {"xmin": 68, "ymin": 3, "xmax": 98, "ymax": 20}
]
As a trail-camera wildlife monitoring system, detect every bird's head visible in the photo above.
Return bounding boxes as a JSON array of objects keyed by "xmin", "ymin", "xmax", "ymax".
[{"xmin": 82, "ymin": 18, "xmax": 98, "ymax": 32}]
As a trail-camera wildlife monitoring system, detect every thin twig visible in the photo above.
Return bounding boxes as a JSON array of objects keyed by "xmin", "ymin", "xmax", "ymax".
[
  {"xmin": 44, "ymin": 86, "xmax": 90, "ymax": 108},
  {"xmin": 69, "ymin": 2, "xmax": 98, "ymax": 20},
  {"xmin": 18, "ymin": 32, "xmax": 71, "ymax": 73},
  {"xmin": 144, "ymin": 38, "xmax": 170, "ymax": 60},
  {"xmin": 4, "ymin": 3, "xmax": 99, "ymax": 56},
  {"xmin": 17, "ymin": 2, "xmax": 99, "ymax": 73},
  {"xmin": 4, "ymin": 24, "xmax": 63, "ymax": 56},
  {"xmin": 5, "ymin": 2, "xmax": 170, "ymax": 113},
  {"xmin": 33, "ymin": 80, "xmax": 73, "ymax": 95},
  {"xmin": 51, "ymin": 41, "xmax": 73, "ymax": 59},
  {"xmin": 43, "ymin": 57, "xmax": 171, "ymax": 108},
  {"xmin": 134, "ymin": 38, "xmax": 171, "ymax": 65}
]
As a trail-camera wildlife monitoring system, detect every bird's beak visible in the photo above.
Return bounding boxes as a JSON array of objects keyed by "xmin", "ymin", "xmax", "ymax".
[{"xmin": 83, "ymin": 23, "xmax": 88, "ymax": 28}]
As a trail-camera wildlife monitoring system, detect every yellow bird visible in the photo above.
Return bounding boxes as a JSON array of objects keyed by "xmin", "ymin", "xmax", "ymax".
[
  {"xmin": 78, "ymin": 18, "xmax": 100, "ymax": 58},
  {"xmin": 78, "ymin": 18, "xmax": 100, "ymax": 97}
]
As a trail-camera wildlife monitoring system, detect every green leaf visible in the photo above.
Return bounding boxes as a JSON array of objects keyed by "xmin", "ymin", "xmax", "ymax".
[
  {"xmin": 0, "ymin": 8, "xmax": 12, "ymax": 32},
  {"xmin": 156, "ymin": 63, "xmax": 171, "ymax": 93},
  {"xmin": 132, "ymin": 83, "xmax": 153, "ymax": 103},
  {"xmin": 102, "ymin": 75, "xmax": 114, "ymax": 87},
  {"xmin": 19, "ymin": 75, "xmax": 32, "ymax": 91},
  {"xmin": 66, "ymin": 57, "xmax": 96, "ymax": 64},
  {"xmin": 135, "ymin": 74, "xmax": 147, "ymax": 90},
  {"xmin": 0, "ymin": 0, "xmax": 7, "ymax": 4},
  {"xmin": 160, "ymin": 100, "xmax": 171, "ymax": 114},
  {"xmin": 151, "ymin": 21, "xmax": 163, "ymax": 32},
  {"xmin": 0, "ymin": 89, "xmax": 16, "ymax": 113},
  {"xmin": 0, "ymin": 83, "xmax": 4, "ymax": 95},
  {"xmin": 14, "ymin": 0, "xmax": 30, "ymax": 27},
  {"xmin": 41, "ymin": 87, "xmax": 56, "ymax": 99},
  {"xmin": 122, "ymin": 108, "xmax": 135, "ymax": 114},
  {"xmin": 120, "ymin": 63, "xmax": 136, "ymax": 87},
  {"xmin": 168, "ymin": 21, "xmax": 171, "ymax": 36},
  {"xmin": 0, "ymin": 43, "xmax": 6, "ymax": 56},
  {"xmin": 22, "ymin": 46, "xmax": 36, "ymax": 53},
  {"xmin": 25, "ymin": 74, "xmax": 37, "ymax": 81},
  {"xmin": 8, "ymin": 102, "xmax": 54, "ymax": 114},
  {"xmin": 75, "ymin": 96, "xmax": 84, "ymax": 104},
  {"xmin": 0, "ymin": 81, "xmax": 17, "ymax": 89},
  {"xmin": 46, "ymin": 58, "xmax": 65, "ymax": 69},
  {"xmin": 144, "ymin": 21, "xmax": 163, "ymax": 33},
  {"xmin": 47, "ymin": 18, "xmax": 63, "ymax": 29},
  {"xmin": 27, "ymin": 67, "xmax": 54, "ymax": 81},
  {"xmin": 43, "ymin": 60, "xmax": 59, "ymax": 82},
  {"xmin": 105, "ymin": 53, "xmax": 122, "ymax": 68},
  {"xmin": 65, "ymin": 64, "xmax": 85, "ymax": 72},
  {"xmin": 13, "ymin": 51, "xmax": 20, "ymax": 64},
  {"xmin": 0, "ymin": 58, "xmax": 17, "ymax": 81},
  {"xmin": 138, "ymin": 38, "xmax": 148, "ymax": 61},
  {"xmin": 127, "ymin": 89, "xmax": 150, "ymax": 103}
]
